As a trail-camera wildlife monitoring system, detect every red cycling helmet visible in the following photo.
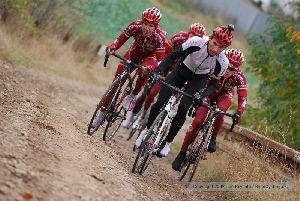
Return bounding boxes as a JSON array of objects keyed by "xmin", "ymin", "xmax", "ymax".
[
  {"xmin": 226, "ymin": 48, "xmax": 244, "ymax": 69},
  {"xmin": 189, "ymin": 23, "xmax": 206, "ymax": 37},
  {"xmin": 212, "ymin": 24, "xmax": 234, "ymax": 47},
  {"xmin": 142, "ymin": 7, "xmax": 162, "ymax": 27}
]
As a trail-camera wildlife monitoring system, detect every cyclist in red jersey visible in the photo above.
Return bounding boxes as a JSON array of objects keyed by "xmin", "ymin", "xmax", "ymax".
[
  {"xmin": 92, "ymin": 7, "xmax": 166, "ymax": 128},
  {"xmin": 135, "ymin": 25, "xmax": 234, "ymax": 157},
  {"xmin": 122, "ymin": 23, "xmax": 207, "ymax": 128},
  {"xmin": 172, "ymin": 48, "xmax": 246, "ymax": 171}
]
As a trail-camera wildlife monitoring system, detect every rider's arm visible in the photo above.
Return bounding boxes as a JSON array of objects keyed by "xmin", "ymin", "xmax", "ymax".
[
  {"xmin": 154, "ymin": 29, "xmax": 166, "ymax": 63},
  {"xmin": 236, "ymin": 74, "xmax": 247, "ymax": 114},
  {"xmin": 111, "ymin": 32, "xmax": 130, "ymax": 50},
  {"xmin": 199, "ymin": 74, "xmax": 220, "ymax": 97},
  {"xmin": 109, "ymin": 21, "xmax": 139, "ymax": 51},
  {"xmin": 154, "ymin": 44, "xmax": 200, "ymax": 74}
]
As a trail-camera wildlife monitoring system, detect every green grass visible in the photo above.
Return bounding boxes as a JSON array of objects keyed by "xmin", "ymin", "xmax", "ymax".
[{"xmin": 79, "ymin": 0, "xmax": 187, "ymax": 43}]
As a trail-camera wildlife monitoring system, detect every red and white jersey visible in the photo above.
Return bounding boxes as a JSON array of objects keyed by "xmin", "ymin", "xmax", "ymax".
[
  {"xmin": 214, "ymin": 68, "xmax": 247, "ymax": 113},
  {"xmin": 165, "ymin": 31, "xmax": 189, "ymax": 54},
  {"xmin": 111, "ymin": 20, "xmax": 166, "ymax": 62}
]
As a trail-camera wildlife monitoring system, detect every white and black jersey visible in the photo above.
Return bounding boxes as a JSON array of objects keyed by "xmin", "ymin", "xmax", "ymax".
[{"xmin": 155, "ymin": 36, "xmax": 229, "ymax": 77}]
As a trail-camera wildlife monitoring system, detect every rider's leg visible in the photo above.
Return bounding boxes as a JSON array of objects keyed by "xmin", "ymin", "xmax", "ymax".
[
  {"xmin": 208, "ymin": 94, "xmax": 232, "ymax": 152},
  {"xmin": 161, "ymin": 73, "xmax": 209, "ymax": 156},
  {"xmin": 172, "ymin": 106, "xmax": 208, "ymax": 170}
]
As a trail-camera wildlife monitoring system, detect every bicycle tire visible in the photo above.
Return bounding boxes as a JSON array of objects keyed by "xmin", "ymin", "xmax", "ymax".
[
  {"xmin": 87, "ymin": 79, "xmax": 120, "ymax": 136},
  {"xmin": 103, "ymin": 81, "xmax": 131, "ymax": 141},
  {"xmin": 131, "ymin": 131, "xmax": 151, "ymax": 173},
  {"xmin": 186, "ymin": 129, "xmax": 210, "ymax": 185},
  {"xmin": 131, "ymin": 116, "xmax": 149, "ymax": 151},
  {"xmin": 103, "ymin": 105, "xmax": 126, "ymax": 141},
  {"xmin": 127, "ymin": 127, "xmax": 137, "ymax": 141},
  {"xmin": 178, "ymin": 150, "xmax": 192, "ymax": 181},
  {"xmin": 178, "ymin": 125, "xmax": 206, "ymax": 181},
  {"xmin": 138, "ymin": 110, "xmax": 169, "ymax": 174},
  {"xmin": 132, "ymin": 110, "xmax": 168, "ymax": 174}
]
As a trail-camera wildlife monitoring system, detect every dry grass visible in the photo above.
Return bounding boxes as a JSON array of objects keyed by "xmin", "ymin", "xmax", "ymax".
[
  {"xmin": 0, "ymin": 23, "xmax": 121, "ymax": 87},
  {"xmin": 179, "ymin": 139, "xmax": 300, "ymax": 200}
]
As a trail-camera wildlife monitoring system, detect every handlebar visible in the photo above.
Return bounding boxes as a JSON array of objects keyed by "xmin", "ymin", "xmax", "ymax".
[
  {"xmin": 103, "ymin": 52, "xmax": 148, "ymax": 85},
  {"xmin": 104, "ymin": 54, "xmax": 109, "ymax": 67},
  {"xmin": 103, "ymin": 52, "xmax": 143, "ymax": 69},
  {"xmin": 147, "ymin": 71, "xmax": 237, "ymax": 132},
  {"xmin": 148, "ymin": 73, "xmax": 193, "ymax": 99},
  {"xmin": 201, "ymin": 103, "xmax": 237, "ymax": 132}
]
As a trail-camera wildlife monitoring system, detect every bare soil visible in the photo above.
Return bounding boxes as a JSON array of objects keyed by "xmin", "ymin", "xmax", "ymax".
[{"xmin": 0, "ymin": 59, "xmax": 227, "ymax": 201}]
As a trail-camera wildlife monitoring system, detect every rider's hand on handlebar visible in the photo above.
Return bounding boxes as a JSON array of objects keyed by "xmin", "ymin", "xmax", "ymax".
[
  {"xmin": 106, "ymin": 45, "xmax": 116, "ymax": 55},
  {"xmin": 142, "ymin": 65, "xmax": 154, "ymax": 75},
  {"xmin": 233, "ymin": 111, "xmax": 242, "ymax": 124},
  {"xmin": 149, "ymin": 71, "xmax": 160, "ymax": 84},
  {"xmin": 193, "ymin": 91, "xmax": 203, "ymax": 105}
]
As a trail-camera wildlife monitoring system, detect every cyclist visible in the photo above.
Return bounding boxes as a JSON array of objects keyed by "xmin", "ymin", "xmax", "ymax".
[
  {"xmin": 172, "ymin": 48, "xmax": 246, "ymax": 171},
  {"xmin": 122, "ymin": 23, "xmax": 207, "ymax": 128},
  {"xmin": 135, "ymin": 25, "xmax": 235, "ymax": 157},
  {"xmin": 91, "ymin": 7, "xmax": 166, "ymax": 128}
]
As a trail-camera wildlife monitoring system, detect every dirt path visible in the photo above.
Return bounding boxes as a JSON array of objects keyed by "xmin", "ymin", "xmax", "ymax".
[{"xmin": 0, "ymin": 60, "xmax": 220, "ymax": 200}]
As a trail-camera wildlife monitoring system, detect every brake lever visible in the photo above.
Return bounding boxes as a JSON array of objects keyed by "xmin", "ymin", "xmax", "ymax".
[
  {"xmin": 147, "ymin": 74, "xmax": 156, "ymax": 96},
  {"xmin": 229, "ymin": 118, "xmax": 237, "ymax": 132},
  {"xmin": 104, "ymin": 54, "xmax": 110, "ymax": 67}
]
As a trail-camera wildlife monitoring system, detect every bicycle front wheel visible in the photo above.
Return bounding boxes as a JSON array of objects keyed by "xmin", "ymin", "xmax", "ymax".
[
  {"xmin": 178, "ymin": 151, "xmax": 192, "ymax": 181},
  {"xmin": 131, "ymin": 131, "xmax": 153, "ymax": 174},
  {"xmin": 103, "ymin": 106, "xmax": 127, "ymax": 141},
  {"xmin": 186, "ymin": 130, "xmax": 210, "ymax": 185}
]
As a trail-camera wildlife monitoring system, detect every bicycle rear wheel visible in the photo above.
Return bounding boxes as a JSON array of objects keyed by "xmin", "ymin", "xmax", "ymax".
[
  {"xmin": 103, "ymin": 105, "xmax": 127, "ymax": 141},
  {"xmin": 87, "ymin": 79, "xmax": 120, "ymax": 136},
  {"xmin": 103, "ymin": 82, "xmax": 131, "ymax": 141}
]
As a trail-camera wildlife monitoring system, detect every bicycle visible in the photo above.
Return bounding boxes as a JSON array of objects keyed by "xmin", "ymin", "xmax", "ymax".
[
  {"xmin": 87, "ymin": 53, "xmax": 146, "ymax": 142},
  {"xmin": 178, "ymin": 102, "xmax": 237, "ymax": 187},
  {"xmin": 131, "ymin": 75, "xmax": 188, "ymax": 175}
]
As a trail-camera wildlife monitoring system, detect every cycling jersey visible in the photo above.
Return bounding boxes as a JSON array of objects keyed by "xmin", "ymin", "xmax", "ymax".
[
  {"xmin": 111, "ymin": 20, "xmax": 166, "ymax": 63},
  {"xmin": 132, "ymin": 31, "xmax": 193, "ymax": 114},
  {"xmin": 156, "ymin": 36, "xmax": 228, "ymax": 77},
  {"xmin": 211, "ymin": 68, "xmax": 247, "ymax": 113}
]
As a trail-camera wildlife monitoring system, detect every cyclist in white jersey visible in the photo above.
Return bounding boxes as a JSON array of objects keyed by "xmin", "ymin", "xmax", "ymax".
[{"xmin": 135, "ymin": 25, "xmax": 234, "ymax": 157}]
